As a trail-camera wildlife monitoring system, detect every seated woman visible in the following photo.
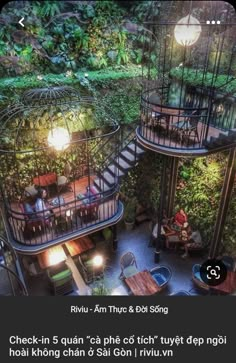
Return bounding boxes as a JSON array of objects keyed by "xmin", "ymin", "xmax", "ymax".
[
  {"xmin": 182, "ymin": 230, "xmax": 203, "ymax": 258},
  {"xmin": 83, "ymin": 186, "xmax": 97, "ymax": 204},
  {"xmin": 174, "ymin": 209, "xmax": 188, "ymax": 229},
  {"xmin": 35, "ymin": 189, "xmax": 53, "ymax": 217}
]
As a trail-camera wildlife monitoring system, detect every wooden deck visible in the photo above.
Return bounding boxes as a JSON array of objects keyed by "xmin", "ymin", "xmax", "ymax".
[
  {"xmin": 140, "ymin": 104, "xmax": 229, "ymax": 153},
  {"xmin": 140, "ymin": 122, "xmax": 227, "ymax": 152},
  {"xmin": 8, "ymin": 176, "xmax": 119, "ymax": 246}
]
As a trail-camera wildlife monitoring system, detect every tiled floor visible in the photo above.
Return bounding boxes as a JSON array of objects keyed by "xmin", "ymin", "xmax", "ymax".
[
  {"xmin": 24, "ymin": 222, "xmax": 205, "ymax": 296},
  {"xmin": 100, "ymin": 222, "xmax": 205, "ymax": 296}
]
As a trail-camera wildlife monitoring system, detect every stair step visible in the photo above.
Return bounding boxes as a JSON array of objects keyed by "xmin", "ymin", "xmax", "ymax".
[
  {"xmin": 107, "ymin": 164, "xmax": 125, "ymax": 177},
  {"xmin": 91, "ymin": 185, "xmax": 100, "ymax": 196},
  {"xmin": 127, "ymin": 142, "xmax": 145, "ymax": 155},
  {"xmin": 93, "ymin": 178, "xmax": 111, "ymax": 192},
  {"xmin": 100, "ymin": 171, "xmax": 116, "ymax": 187},
  {"xmin": 120, "ymin": 150, "xmax": 136, "ymax": 163},
  {"xmin": 114, "ymin": 157, "xmax": 132, "ymax": 172}
]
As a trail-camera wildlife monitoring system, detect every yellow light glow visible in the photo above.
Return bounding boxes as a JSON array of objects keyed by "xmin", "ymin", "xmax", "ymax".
[
  {"xmin": 48, "ymin": 247, "xmax": 66, "ymax": 266},
  {"xmin": 93, "ymin": 255, "xmax": 103, "ymax": 267},
  {"xmin": 174, "ymin": 15, "xmax": 201, "ymax": 46},
  {"xmin": 66, "ymin": 210, "xmax": 72, "ymax": 217},
  {"xmin": 216, "ymin": 104, "xmax": 224, "ymax": 113},
  {"xmin": 48, "ymin": 127, "xmax": 70, "ymax": 151}
]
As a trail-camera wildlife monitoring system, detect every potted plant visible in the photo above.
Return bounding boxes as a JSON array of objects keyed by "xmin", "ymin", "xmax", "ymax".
[
  {"xmin": 124, "ymin": 198, "xmax": 137, "ymax": 231},
  {"xmin": 92, "ymin": 283, "xmax": 110, "ymax": 296}
]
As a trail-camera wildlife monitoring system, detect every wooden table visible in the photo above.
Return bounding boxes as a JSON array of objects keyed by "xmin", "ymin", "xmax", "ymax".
[
  {"xmin": 125, "ymin": 270, "xmax": 161, "ymax": 296},
  {"xmin": 210, "ymin": 271, "xmax": 236, "ymax": 294},
  {"xmin": 33, "ymin": 172, "xmax": 57, "ymax": 196},
  {"xmin": 38, "ymin": 245, "xmax": 66, "ymax": 269},
  {"xmin": 166, "ymin": 233, "xmax": 188, "ymax": 250},
  {"xmin": 65, "ymin": 236, "xmax": 95, "ymax": 257},
  {"xmin": 33, "ymin": 172, "xmax": 57, "ymax": 187}
]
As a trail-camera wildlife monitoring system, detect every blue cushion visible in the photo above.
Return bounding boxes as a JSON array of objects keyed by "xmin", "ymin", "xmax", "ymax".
[
  {"xmin": 152, "ymin": 273, "xmax": 166, "ymax": 286},
  {"xmin": 124, "ymin": 265, "xmax": 138, "ymax": 278},
  {"xmin": 23, "ymin": 203, "xmax": 36, "ymax": 219},
  {"xmin": 24, "ymin": 203, "xmax": 34, "ymax": 214},
  {"xmin": 194, "ymin": 271, "xmax": 203, "ymax": 282}
]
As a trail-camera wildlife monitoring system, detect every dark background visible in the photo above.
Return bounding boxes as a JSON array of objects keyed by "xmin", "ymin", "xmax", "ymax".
[{"xmin": 0, "ymin": 297, "xmax": 235, "ymax": 362}]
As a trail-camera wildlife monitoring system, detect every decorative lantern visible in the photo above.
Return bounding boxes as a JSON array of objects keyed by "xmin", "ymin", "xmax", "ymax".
[
  {"xmin": 48, "ymin": 127, "xmax": 70, "ymax": 151},
  {"xmin": 174, "ymin": 14, "xmax": 201, "ymax": 46}
]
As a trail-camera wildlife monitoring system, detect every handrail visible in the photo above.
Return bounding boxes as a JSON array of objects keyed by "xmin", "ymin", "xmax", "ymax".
[
  {"xmin": 94, "ymin": 121, "xmax": 138, "ymax": 174},
  {"xmin": 6, "ymin": 186, "xmax": 120, "ymax": 246},
  {"xmin": 7, "ymin": 184, "xmax": 119, "ymax": 218},
  {"xmin": 0, "ymin": 264, "xmax": 28, "ymax": 296},
  {"xmin": 141, "ymin": 101, "xmax": 208, "ymax": 116}
]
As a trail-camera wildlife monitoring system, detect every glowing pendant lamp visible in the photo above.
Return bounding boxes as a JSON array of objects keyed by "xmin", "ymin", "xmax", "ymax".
[
  {"xmin": 48, "ymin": 127, "xmax": 70, "ymax": 151},
  {"xmin": 174, "ymin": 14, "xmax": 201, "ymax": 46}
]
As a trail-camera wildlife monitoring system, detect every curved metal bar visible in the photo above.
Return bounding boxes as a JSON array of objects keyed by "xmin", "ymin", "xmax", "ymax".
[{"xmin": 0, "ymin": 264, "xmax": 28, "ymax": 296}]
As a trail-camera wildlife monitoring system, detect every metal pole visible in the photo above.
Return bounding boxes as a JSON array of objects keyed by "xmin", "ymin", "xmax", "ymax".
[
  {"xmin": 166, "ymin": 156, "xmax": 179, "ymax": 218},
  {"xmin": 0, "ymin": 264, "xmax": 28, "ymax": 296},
  {"xmin": 209, "ymin": 147, "xmax": 236, "ymax": 258},
  {"xmin": 155, "ymin": 155, "xmax": 168, "ymax": 262},
  {"xmin": 112, "ymin": 224, "xmax": 118, "ymax": 251}
]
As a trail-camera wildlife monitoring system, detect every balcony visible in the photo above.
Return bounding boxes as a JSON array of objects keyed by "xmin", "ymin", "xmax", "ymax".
[
  {"xmin": 0, "ymin": 86, "xmax": 124, "ymax": 253},
  {"xmin": 137, "ymin": 87, "xmax": 236, "ymax": 157},
  {"xmin": 3, "ymin": 175, "xmax": 123, "ymax": 253}
]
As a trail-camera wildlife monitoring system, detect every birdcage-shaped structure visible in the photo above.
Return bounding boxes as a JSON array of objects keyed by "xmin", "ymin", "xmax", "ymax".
[
  {"xmin": 137, "ymin": 0, "xmax": 236, "ymax": 156},
  {"xmin": 0, "ymin": 86, "xmax": 122, "ymax": 250}
]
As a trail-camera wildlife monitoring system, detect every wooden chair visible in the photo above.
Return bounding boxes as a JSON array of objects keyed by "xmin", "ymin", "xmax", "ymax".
[
  {"xmin": 192, "ymin": 264, "xmax": 209, "ymax": 291},
  {"xmin": 77, "ymin": 202, "xmax": 99, "ymax": 223},
  {"xmin": 78, "ymin": 254, "xmax": 98, "ymax": 284},
  {"xmin": 19, "ymin": 202, "xmax": 53, "ymax": 240},
  {"xmin": 48, "ymin": 266, "xmax": 74, "ymax": 295},
  {"xmin": 150, "ymin": 266, "xmax": 172, "ymax": 290},
  {"xmin": 57, "ymin": 162, "xmax": 72, "ymax": 193},
  {"xmin": 172, "ymin": 109, "xmax": 202, "ymax": 144},
  {"xmin": 119, "ymin": 252, "xmax": 138, "ymax": 280}
]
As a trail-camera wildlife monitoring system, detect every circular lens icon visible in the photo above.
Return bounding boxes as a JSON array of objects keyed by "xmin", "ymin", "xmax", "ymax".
[{"xmin": 200, "ymin": 259, "xmax": 227, "ymax": 286}]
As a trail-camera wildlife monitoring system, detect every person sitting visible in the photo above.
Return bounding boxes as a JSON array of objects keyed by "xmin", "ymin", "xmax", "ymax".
[
  {"xmin": 174, "ymin": 209, "xmax": 188, "ymax": 228},
  {"xmin": 181, "ymin": 230, "xmax": 203, "ymax": 258},
  {"xmin": 83, "ymin": 186, "xmax": 97, "ymax": 204},
  {"xmin": 35, "ymin": 189, "xmax": 53, "ymax": 217},
  {"xmin": 149, "ymin": 218, "xmax": 174, "ymax": 248}
]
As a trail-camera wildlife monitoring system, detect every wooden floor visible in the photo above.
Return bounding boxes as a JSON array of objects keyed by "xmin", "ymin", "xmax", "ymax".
[
  {"xmin": 9, "ymin": 176, "xmax": 118, "ymax": 245},
  {"xmin": 140, "ymin": 121, "xmax": 227, "ymax": 150}
]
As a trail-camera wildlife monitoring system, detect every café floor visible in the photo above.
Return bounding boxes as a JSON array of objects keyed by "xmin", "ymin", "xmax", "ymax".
[{"xmin": 24, "ymin": 221, "xmax": 205, "ymax": 296}]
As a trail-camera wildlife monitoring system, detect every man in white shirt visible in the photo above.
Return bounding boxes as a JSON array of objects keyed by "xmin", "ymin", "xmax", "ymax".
[{"xmin": 149, "ymin": 219, "xmax": 173, "ymax": 248}]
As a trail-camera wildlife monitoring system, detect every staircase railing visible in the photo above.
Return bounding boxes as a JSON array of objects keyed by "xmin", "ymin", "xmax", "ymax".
[{"xmin": 93, "ymin": 120, "xmax": 139, "ymax": 175}]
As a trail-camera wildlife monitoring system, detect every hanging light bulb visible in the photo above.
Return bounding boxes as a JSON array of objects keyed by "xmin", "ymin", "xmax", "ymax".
[
  {"xmin": 174, "ymin": 14, "xmax": 201, "ymax": 46},
  {"xmin": 48, "ymin": 127, "xmax": 70, "ymax": 151}
]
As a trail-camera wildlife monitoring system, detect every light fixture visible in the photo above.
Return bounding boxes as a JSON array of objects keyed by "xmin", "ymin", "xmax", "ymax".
[
  {"xmin": 216, "ymin": 104, "xmax": 224, "ymax": 114},
  {"xmin": 92, "ymin": 255, "xmax": 103, "ymax": 268},
  {"xmin": 174, "ymin": 14, "xmax": 201, "ymax": 46},
  {"xmin": 48, "ymin": 127, "xmax": 70, "ymax": 151},
  {"xmin": 66, "ymin": 210, "xmax": 72, "ymax": 217},
  {"xmin": 48, "ymin": 246, "xmax": 66, "ymax": 266}
]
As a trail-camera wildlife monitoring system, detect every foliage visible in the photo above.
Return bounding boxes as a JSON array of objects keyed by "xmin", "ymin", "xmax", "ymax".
[
  {"xmin": 91, "ymin": 283, "xmax": 110, "ymax": 296},
  {"xmin": 170, "ymin": 67, "xmax": 236, "ymax": 96},
  {"xmin": 124, "ymin": 197, "xmax": 137, "ymax": 223},
  {"xmin": 102, "ymin": 81, "xmax": 141, "ymax": 124},
  {"xmin": 0, "ymin": 65, "xmax": 143, "ymax": 94},
  {"xmin": 120, "ymin": 151, "xmax": 162, "ymax": 214},
  {"xmin": 0, "ymin": 0, "xmax": 145, "ymax": 75},
  {"xmin": 222, "ymin": 188, "xmax": 236, "ymax": 256},
  {"xmin": 176, "ymin": 155, "xmax": 225, "ymax": 243}
]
